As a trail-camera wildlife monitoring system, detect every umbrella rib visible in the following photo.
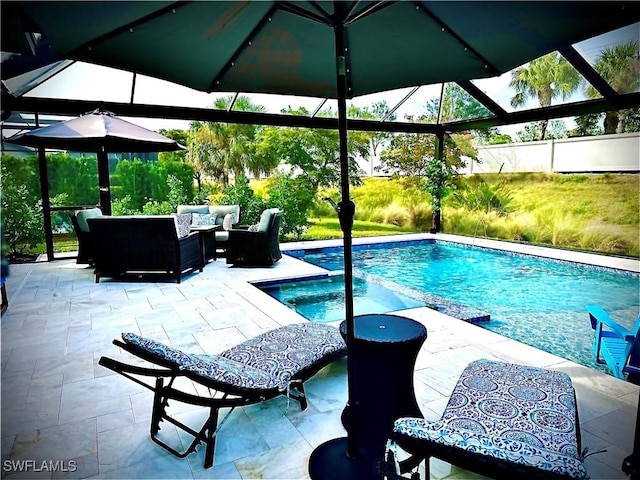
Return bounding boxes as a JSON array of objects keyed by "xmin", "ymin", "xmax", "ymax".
[
  {"xmin": 207, "ymin": 4, "xmax": 280, "ymax": 92},
  {"xmin": 306, "ymin": 1, "xmax": 333, "ymax": 21},
  {"xmin": 413, "ymin": 1, "xmax": 500, "ymax": 76},
  {"xmin": 277, "ymin": 2, "xmax": 333, "ymax": 25},
  {"xmin": 344, "ymin": 1, "xmax": 398, "ymax": 25},
  {"xmin": 311, "ymin": 98, "xmax": 328, "ymax": 117},
  {"xmin": 65, "ymin": 1, "xmax": 190, "ymax": 58}
]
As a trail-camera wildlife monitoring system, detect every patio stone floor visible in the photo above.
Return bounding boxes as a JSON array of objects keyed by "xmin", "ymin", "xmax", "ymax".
[{"xmin": 1, "ymin": 233, "xmax": 638, "ymax": 479}]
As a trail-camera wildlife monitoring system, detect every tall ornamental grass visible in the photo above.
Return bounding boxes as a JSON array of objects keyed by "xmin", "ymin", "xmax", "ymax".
[{"xmin": 307, "ymin": 174, "xmax": 638, "ymax": 258}]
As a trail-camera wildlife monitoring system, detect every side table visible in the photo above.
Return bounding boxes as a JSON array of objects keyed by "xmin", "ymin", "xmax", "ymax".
[
  {"xmin": 309, "ymin": 313, "xmax": 427, "ymax": 479},
  {"xmin": 190, "ymin": 225, "xmax": 220, "ymax": 264}
]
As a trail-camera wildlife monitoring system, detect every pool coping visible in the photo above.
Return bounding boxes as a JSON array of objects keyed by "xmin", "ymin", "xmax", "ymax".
[{"xmin": 281, "ymin": 232, "xmax": 640, "ymax": 273}]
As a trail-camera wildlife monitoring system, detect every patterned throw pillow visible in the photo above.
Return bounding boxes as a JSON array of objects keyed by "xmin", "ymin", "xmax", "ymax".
[
  {"xmin": 192, "ymin": 213, "xmax": 217, "ymax": 227},
  {"xmin": 223, "ymin": 213, "xmax": 237, "ymax": 231},
  {"xmin": 248, "ymin": 224, "xmax": 260, "ymax": 232},
  {"xmin": 172, "ymin": 213, "xmax": 192, "ymax": 238}
]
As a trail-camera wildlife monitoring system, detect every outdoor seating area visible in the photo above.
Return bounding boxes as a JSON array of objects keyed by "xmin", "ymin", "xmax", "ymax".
[
  {"xmin": 1, "ymin": 234, "xmax": 638, "ymax": 480},
  {"xmin": 68, "ymin": 203, "xmax": 283, "ymax": 281},
  {"xmin": 176, "ymin": 204, "xmax": 241, "ymax": 259}
]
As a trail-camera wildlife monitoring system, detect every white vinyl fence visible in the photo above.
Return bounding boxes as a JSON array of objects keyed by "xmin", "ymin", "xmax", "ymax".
[{"xmin": 468, "ymin": 132, "xmax": 639, "ymax": 174}]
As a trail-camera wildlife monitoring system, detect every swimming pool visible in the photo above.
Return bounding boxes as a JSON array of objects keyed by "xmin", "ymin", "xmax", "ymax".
[
  {"xmin": 258, "ymin": 274, "xmax": 425, "ymax": 323},
  {"xmin": 265, "ymin": 239, "xmax": 640, "ymax": 372}
]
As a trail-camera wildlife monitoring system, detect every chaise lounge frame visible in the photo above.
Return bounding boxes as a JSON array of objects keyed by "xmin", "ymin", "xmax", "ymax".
[{"xmin": 99, "ymin": 323, "xmax": 346, "ymax": 469}]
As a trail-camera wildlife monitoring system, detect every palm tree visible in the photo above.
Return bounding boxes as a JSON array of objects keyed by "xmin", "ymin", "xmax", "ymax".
[
  {"xmin": 509, "ymin": 52, "xmax": 581, "ymax": 140},
  {"xmin": 187, "ymin": 95, "xmax": 278, "ymax": 185},
  {"xmin": 585, "ymin": 41, "xmax": 640, "ymax": 133},
  {"xmin": 186, "ymin": 125, "xmax": 223, "ymax": 189}
]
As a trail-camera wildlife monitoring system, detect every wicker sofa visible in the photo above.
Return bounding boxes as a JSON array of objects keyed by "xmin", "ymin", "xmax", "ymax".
[
  {"xmin": 87, "ymin": 215, "xmax": 203, "ymax": 283},
  {"xmin": 176, "ymin": 204, "xmax": 240, "ymax": 259}
]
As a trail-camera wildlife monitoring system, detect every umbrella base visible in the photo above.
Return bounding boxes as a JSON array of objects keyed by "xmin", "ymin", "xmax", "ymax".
[{"xmin": 308, "ymin": 437, "xmax": 381, "ymax": 480}]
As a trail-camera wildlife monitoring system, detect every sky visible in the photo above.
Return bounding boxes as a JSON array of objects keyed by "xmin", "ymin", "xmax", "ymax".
[{"xmin": 14, "ymin": 22, "xmax": 640, "ymax": 139}]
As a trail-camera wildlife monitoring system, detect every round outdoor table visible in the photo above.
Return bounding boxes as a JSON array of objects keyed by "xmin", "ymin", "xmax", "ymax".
[{"xmin": 309, "ymin": 313, "xmax": 427, "ymax": 480}]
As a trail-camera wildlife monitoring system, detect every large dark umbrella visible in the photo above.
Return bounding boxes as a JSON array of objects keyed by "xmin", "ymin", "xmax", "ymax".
[
  {"xmin": 6, "ymin": 110, "xmax": 184, "ymax": 215},
  {"xmin": 4, "ymin": 1, "xmax": 639, "ymax": 477}
]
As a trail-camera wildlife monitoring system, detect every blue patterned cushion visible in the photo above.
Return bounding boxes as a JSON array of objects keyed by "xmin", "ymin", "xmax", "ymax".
[
  {"xmin": 122, "ymin": 332, "xmax": 192, "ymax": 366},
  {"xmin": 121, "ymin": 324, "xmax": 346, "ymax": 393},
  {"xmin": 220, "ymin": 323, "xmax": 346, "ymax": 389},
  {"xmin": 122, "ymin": 332, "xmax": 279, "ymax": 391},
  {"xmin": 192, "ymin": 213, "xmax": 218, "ymax": 227},
  {"xmin": 185, "ymin": 354, "xmax": 279, "ymax": 391},
  {"xmin": 393, "ymin": 359, "xmax": 587, "ymax": 479},
  {"xmin": 393, "ymin": 419, "xmax": 588, "ymax": 479}
]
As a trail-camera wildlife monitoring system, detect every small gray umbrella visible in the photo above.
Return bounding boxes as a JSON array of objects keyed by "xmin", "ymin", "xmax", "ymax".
[{"xmin": 6, "ymin": 110, "xmax": 184, "ymax": 215}]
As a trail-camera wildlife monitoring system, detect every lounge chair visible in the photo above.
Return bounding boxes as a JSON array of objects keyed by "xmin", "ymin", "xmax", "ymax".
[
  {"xmin": 587, "ymin": 305, "xmax": 640, "ymax": 379},
  {"xmin": 98, "ymin": 322, "xmax": 346, "ymax": 468},
  {"xmin": 384, "ymin": 359, "xmax": 587, "ymax": 480}
]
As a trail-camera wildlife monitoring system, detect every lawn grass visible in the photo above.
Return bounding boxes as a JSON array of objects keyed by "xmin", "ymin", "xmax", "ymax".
[
  {"xmin": 297, "ymin": 173, "xmax": 640, "ymax": 258},
  {"xmin": 301, "ymin": 218, "xmax": 415, "ymax": 240}
]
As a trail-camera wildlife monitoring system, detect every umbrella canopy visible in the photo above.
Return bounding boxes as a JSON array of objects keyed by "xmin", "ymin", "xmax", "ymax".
[
  {"xmin": 5, "ymin": 2, "xmax": 639, "ymax": 99},
  {"xmin": 6, "ymin": 110, "xmax": 184, "ymax": 216},
  {"xmin": 7, "ymin": 110, "xmax": 184, "ymax": 152}
]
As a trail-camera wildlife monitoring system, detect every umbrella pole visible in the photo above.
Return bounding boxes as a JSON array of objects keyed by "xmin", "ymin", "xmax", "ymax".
[
  {"xmin": 333, "ymin": 20, "xmax": 358, "ymax": 461},
  {"xmin": 97, "ymin": 148, "xmax": 112, "ymax": 216},
  {"xmin": 37, "ymin": 147, "xmax": 55, "ymax": 261},
  {"xmin": 309, "ymin": 13, "xmax": 370, "ymax": 480}
]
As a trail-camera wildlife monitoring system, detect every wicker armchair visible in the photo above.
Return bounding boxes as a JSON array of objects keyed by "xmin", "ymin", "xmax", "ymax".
[
  {"xmin": 226, "ymin": 208, "xmax": 282, "ymax": 267},
  {"xmin": 70, "ymin": 207, "xmax": 103, "ymax": 265}
]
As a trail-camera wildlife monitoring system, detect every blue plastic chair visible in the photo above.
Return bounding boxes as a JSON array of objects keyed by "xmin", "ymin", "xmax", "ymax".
[{"xmin": 587, "ymin": 305, "xmax": 640, "ymax": 379}]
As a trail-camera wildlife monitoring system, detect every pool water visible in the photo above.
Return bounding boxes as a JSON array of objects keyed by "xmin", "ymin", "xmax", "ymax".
[
  {"xmin": 280, "ymin": 240, "xmax": 640, "ymax": 372},
  {"xmin": 258, "ymin": 274, "xmax": 425, "ymax": 323}
]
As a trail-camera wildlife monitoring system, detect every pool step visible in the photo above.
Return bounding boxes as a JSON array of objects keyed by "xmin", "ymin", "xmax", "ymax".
[
  {"xmin": 355, "ymin": 271, "xmax": 490, "ymax": 324},
  {"xmin": 421, "ymin": 293, "xmax": 491, "ymax": 323}
]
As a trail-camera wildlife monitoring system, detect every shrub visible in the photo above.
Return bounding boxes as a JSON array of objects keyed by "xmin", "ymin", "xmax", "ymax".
[
  {"xmin": 111, "ymin": 195, "xmax": 140, "ymax": 216},
  {"xmin": 220, "ymin": 176, "xmax": 267, "ymax": 225},
  {"xmin": 407, "ymin": 203, "xmax": 432, "ymax": 231},
  {"xmin": 381, "ymin": 203, "xmax": 410, "ymax": 227},
  {"xmin": 141, "ymin": 200, "xmax": 173, "ymax": 215},
  {"xmin": 450, "ymin": 178, "xmax": 514, "ymax": 215},
  {"xmin": 0, "ymin": 163, "xmax": 44, "ymax": 257},
  {"xmin": 442, "ymin": 208, "xmax": 480, "ymax": 236},
  {"xmin": 267, "ymin": 174, "xmax": 315, "ymax": 240}
]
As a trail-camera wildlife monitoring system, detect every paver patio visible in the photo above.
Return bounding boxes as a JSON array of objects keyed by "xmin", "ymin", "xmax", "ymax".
[{"xmin": 1, "ymin": 234, "xmax": 638, "ymax": 479}]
